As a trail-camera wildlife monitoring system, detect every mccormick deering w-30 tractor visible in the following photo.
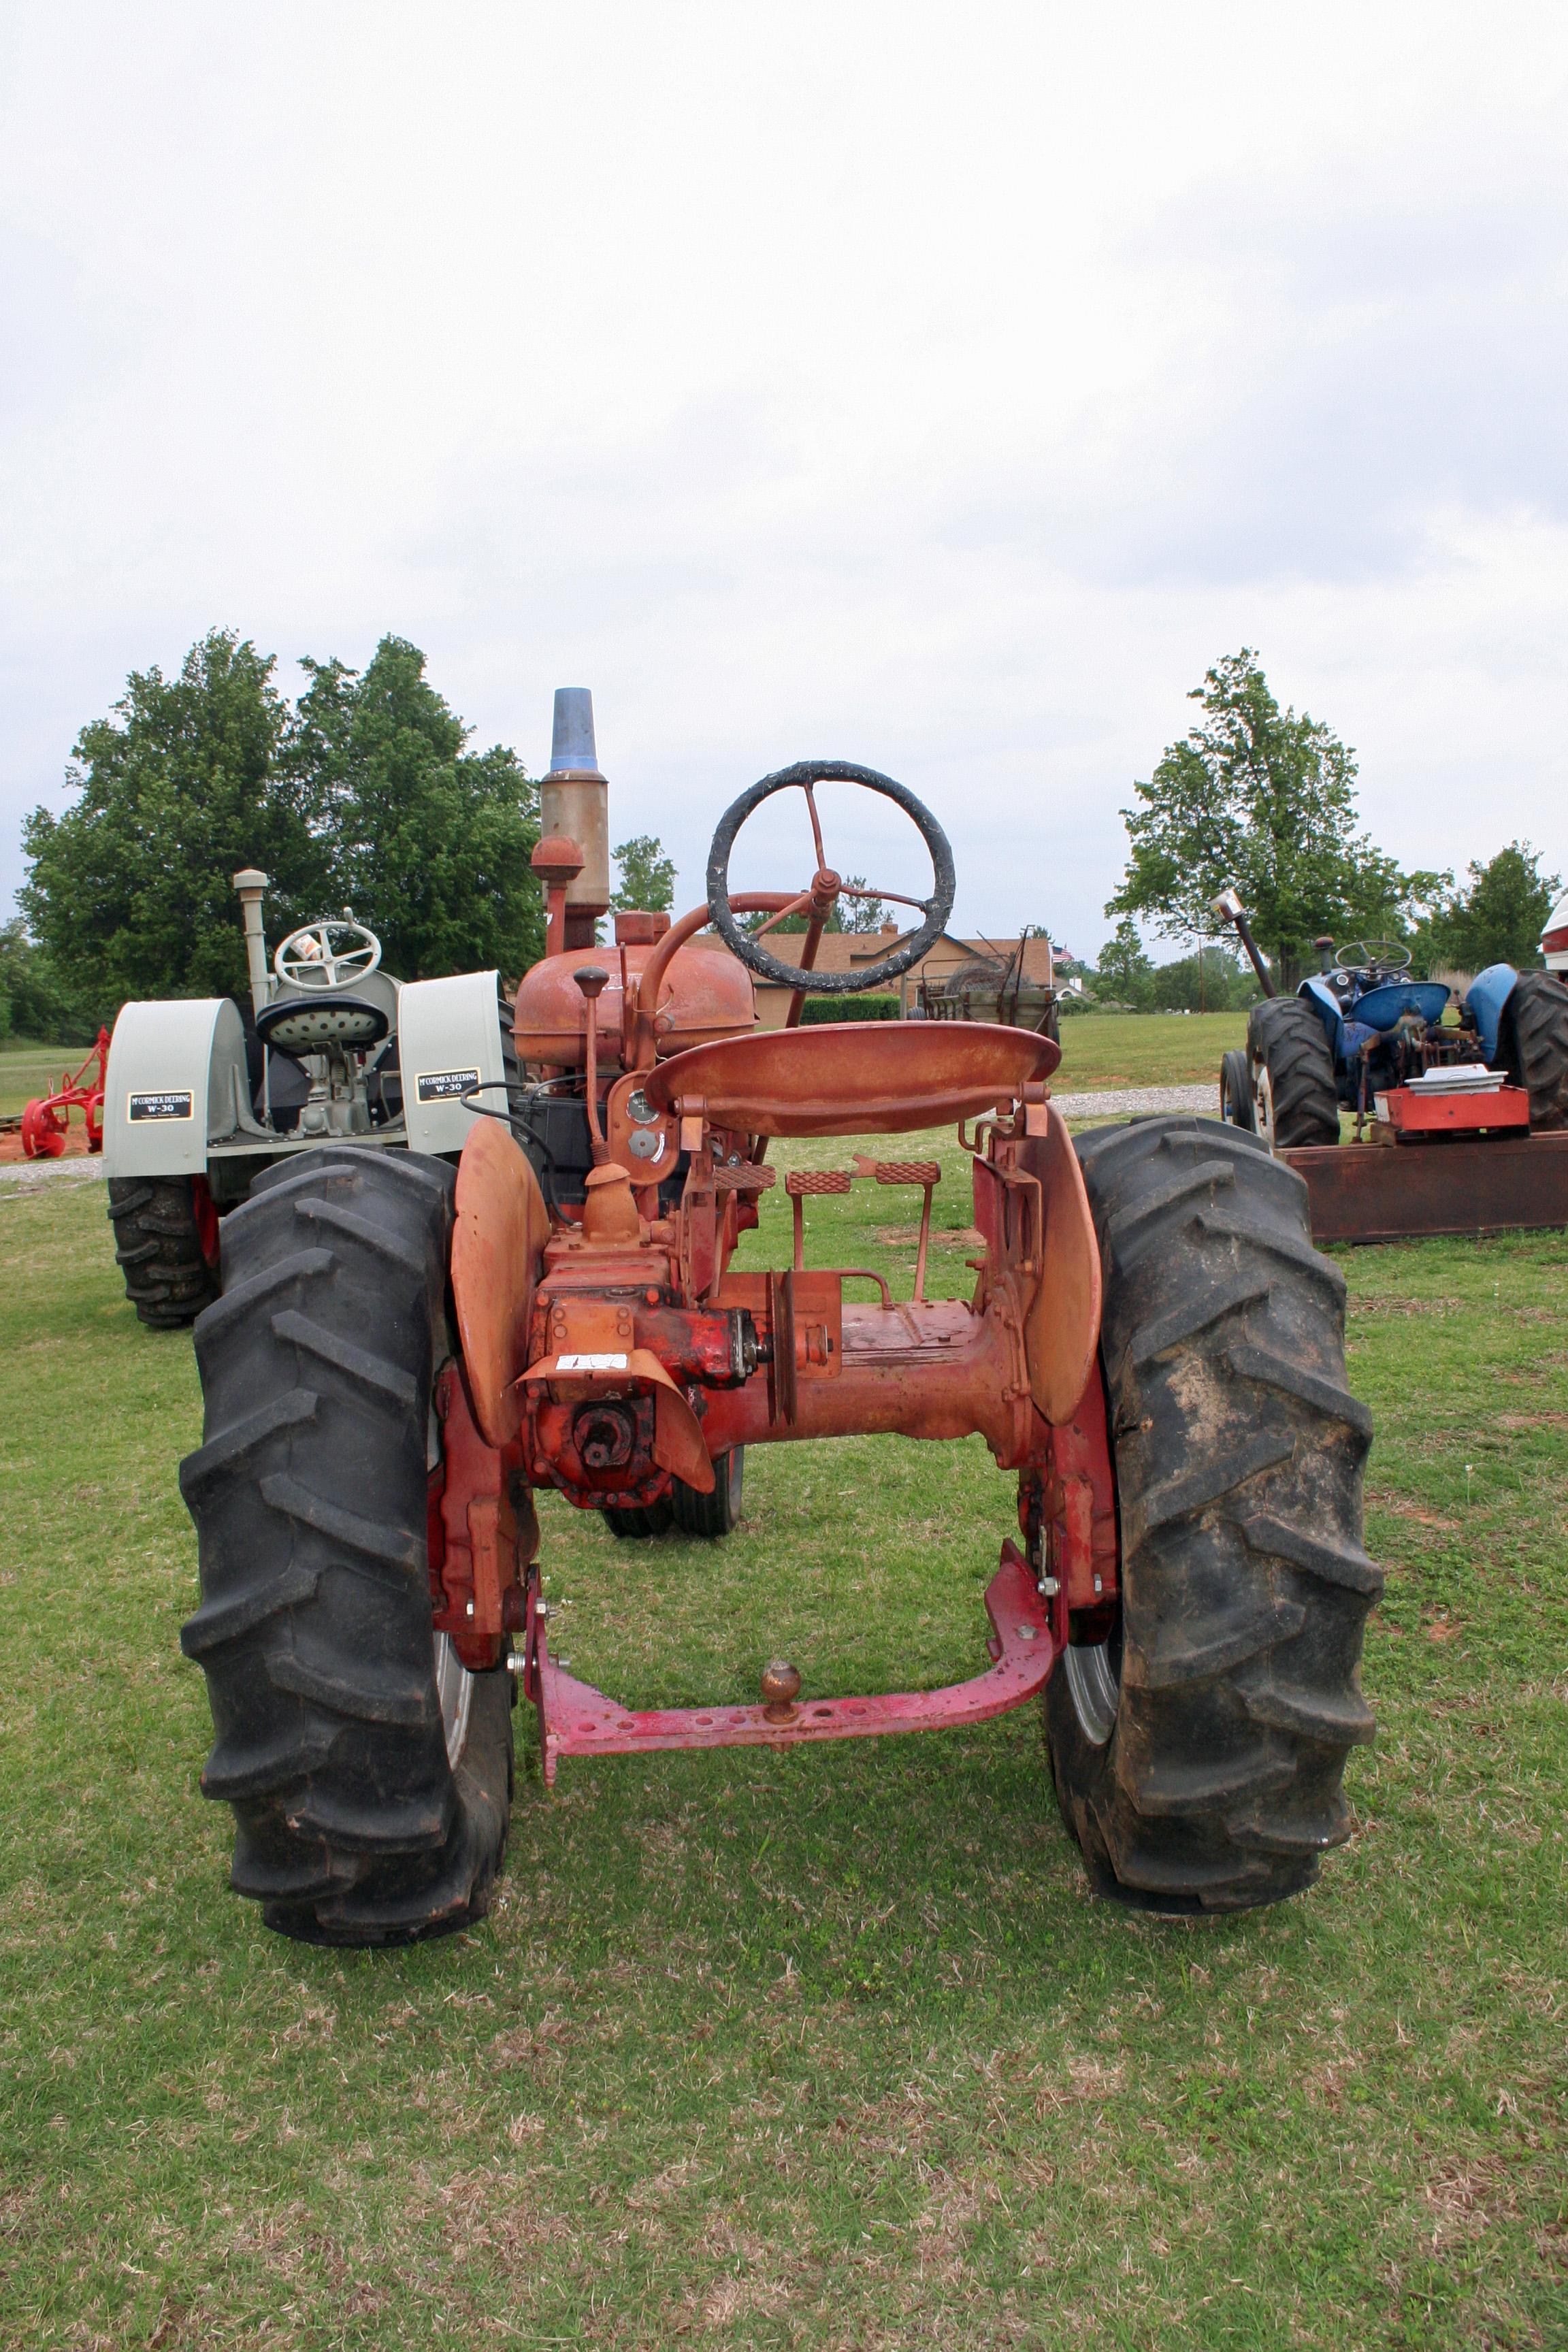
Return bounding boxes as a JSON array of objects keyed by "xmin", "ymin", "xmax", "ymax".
[
  {"xmin": 1211, "ymin": 887, "xmax": 1568, "ymax": 1244},
  {"xmin": 99, "ymin": 879, "xmax": 514, "ymax": 1323},
  {"xmin": 174, "ymin": 692, "xmax": 1381, "ymax": 1944}
]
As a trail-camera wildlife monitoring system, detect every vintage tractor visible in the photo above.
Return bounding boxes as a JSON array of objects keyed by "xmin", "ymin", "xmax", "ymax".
[
  {"xmin": 99, "ymin": 872, "xmax": 514, "ymax": 1324},
  {"xmin": 1213, "ymin": 889, "xmax": 1568, "ymax": 1243},
  {"xmin": 176, "ymin": 695, "xmax": 1379, "ymax": 1945}
]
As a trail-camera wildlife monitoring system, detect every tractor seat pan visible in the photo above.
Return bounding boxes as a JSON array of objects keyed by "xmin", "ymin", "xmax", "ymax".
[
  {"xmin": 256, "ymin": 994, "xmax": 391, "ymax": 1054},
  {"xmin": 644, "ymin": 1021, "xmax": 1060, "ymax": 1139}
]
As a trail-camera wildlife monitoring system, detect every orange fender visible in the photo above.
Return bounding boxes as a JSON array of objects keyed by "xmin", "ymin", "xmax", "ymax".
[
  {"xmin": 452, "ymin": 1118, "xmax": 551, "ymax": 1448},
  {"xmin": 1020, "ymin": 1105, "xmax": 1102, "ymax": 1425}
]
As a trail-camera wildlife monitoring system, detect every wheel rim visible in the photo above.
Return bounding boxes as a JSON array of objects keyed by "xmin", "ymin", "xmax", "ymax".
[
  {"xmin": 434, "ymin": 1632, "xmax": 474, "ymax": 1769},
  {"xmin": 1064, "ymin": 1629, "xmax": 1121, "ymax": 1747},
  {"xmin": 1254, "ymin": 1061, "xmax": 1277, "ymax": 1153}
]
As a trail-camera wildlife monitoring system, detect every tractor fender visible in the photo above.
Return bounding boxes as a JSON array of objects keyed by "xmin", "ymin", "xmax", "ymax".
[
  {"xmin": 1019, "ymin": 1103, "xmax": 1102, "ymax": 1425},
  {"xmin": 451, "ymin": 1117, "xmax": 551, "ymax": 1448},
  {"xmin": 1465, "ymin": 964, "xmax": 1519, "ymax": 1066},
  {"xmin": 101, "ymin": 998, "xmax": 254, "ymax": 1179},
  {"xmin": 398, "ymin": 970, "xmax": 508, "ymax": 1155},
  {"xmin": 1296, "ymin": 975, "xmax": 1345, "ymax": 1063}
]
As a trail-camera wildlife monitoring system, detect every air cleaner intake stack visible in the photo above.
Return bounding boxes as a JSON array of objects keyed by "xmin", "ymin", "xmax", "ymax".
[{"xmin": 540, "ymin": 687, "xmax": 610, "ymax": 951}]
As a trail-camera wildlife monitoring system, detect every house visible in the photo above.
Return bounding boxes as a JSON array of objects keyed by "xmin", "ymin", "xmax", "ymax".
[{"xmin": 728, "ymin": 922, "xmax": 1060, "ymax": 1028}]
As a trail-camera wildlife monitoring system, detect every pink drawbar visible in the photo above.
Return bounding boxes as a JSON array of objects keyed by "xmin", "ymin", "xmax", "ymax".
[{"xmin": 524, "ymin": 1545, "xmax": 1054, "ymax": 1788}]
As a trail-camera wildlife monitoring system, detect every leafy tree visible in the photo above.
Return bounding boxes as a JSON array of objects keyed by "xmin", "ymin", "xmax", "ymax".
[
  {"xmin": 1414, "ymin": 842, "xmax": 1561, "ymax": 975},
  {"xmin": 0, "ymin": 920, "xmax": 92, "ymax": 1044},
  {"xmin": 287, "ymin": 638, "xmax": 542, "ymax": 983},
  {"xmin": 838, "ymin": 879, "xmax": 892, "ymax": 933},
  {"xmin": 1110, "ymin": 650, "xmax": 1438, "ymax": 985},
  {"xmin": 611, "ymin": 834, "xmax": 676, "ymax": 913},
  {"xmin": 20, "ymin": 631, "xmax": 327, "ymax": 1013},
  {"xmin": 1091, "ymin": 915, "xmax": 1154, "ymax": 1007},
  {"xmin": 1147, "ymin": 945, "xmax": 1260, "ymax": 1013}
]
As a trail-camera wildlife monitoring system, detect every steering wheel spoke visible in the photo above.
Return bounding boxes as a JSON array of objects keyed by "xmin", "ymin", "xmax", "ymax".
[{"xmin": 706, "ymin": 761, "xmax": 954, "ymax": 996}]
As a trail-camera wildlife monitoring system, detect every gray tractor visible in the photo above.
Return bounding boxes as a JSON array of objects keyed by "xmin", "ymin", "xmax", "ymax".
[{"xmin": 101, "ymin": 869, "xmax": 513, "ymax": 1324}]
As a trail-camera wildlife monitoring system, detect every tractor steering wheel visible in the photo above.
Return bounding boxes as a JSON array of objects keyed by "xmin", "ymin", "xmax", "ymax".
[
  {"xmin": 705, "ymin": 760, "xmax": 955, "ymax": 994},
  {"xmin": 1333, "ymin": 939, "xmax": 1411, "ymax": 975},
  {"xmin": 274, "ymin": 919, "xmax": 383, "ymax": 992}
]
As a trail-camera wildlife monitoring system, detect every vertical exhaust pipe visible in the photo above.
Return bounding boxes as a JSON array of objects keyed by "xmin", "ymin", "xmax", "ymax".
[
  {"xmin": 233, "ymin": 868, "xmax": 272, "ymax": 1022},
  {"xmin": 539, "ymin": 689, "xmax": 610, "ymax": 952}
]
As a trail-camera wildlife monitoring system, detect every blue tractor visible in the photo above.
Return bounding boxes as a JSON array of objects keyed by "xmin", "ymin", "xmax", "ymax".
[{"xmin": 1211, "ymin": 896, "xmax": 1568, "ymax": 1150}]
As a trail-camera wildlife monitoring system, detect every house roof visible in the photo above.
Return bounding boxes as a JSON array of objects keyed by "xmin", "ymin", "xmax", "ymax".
[{"xmin": 717, "ymin": 924, "xmax": 1060, "ymax": 991}]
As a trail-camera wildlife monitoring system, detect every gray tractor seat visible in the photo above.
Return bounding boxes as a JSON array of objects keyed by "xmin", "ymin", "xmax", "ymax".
[{"xmin": 256, "ymin": 994, "xmax": 391, "ymax": 1054}]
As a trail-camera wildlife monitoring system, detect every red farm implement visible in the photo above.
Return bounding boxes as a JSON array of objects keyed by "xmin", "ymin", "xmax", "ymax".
[
  {"xmin": 172, "ymin": 696, "xmax": 1381, "ymax": 1947},
  {"xmin": 19, "ymin": 1028, "xmax": 110, "ymax": 1160}
]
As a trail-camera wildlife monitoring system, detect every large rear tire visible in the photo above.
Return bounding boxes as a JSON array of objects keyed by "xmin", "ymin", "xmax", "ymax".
[
  {"xmin": 1246, "ymin": 998, "xmax": 1339, "ymax": 1148},
  {"xmin": 178, "ymin": 1145, "xmax": 512, "ymax": 1946},
  {"xmin": 108, "ymin": 1175, "xmax": 220, "ymax": 1327},
  {"xmin": 1047, "ymin": 1117, "xmax": 1382, "ymax": 1913},
  {"xmin": 1501, "ymin": 970, "xmax": 1568, "ymax": 1130}
]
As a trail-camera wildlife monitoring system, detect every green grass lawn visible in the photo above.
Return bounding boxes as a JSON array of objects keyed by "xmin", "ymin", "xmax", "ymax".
[
  {"xmin": 1051, "ymin": 1011, "xmax": 1242, "ymax": 1092},
  {"xmin": 0, "ymin": 1042, "xmax": 86, "ymax": 1121},
  {"xmin": 1, "ymin": 1158, "xmax": 1565, "ymax": 2350}
]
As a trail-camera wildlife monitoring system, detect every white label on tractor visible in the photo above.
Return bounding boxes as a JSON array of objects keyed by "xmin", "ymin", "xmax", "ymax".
[
  {"xmin": 128, "ymin": 1090, "xmax": 194, "ymax": 1122},
  {"xmin": 415, "ymin": 1068, "xmax": 481, "ymax": 1104},
  {"xmin": 557, "ymin": 1352, "xmax": 629, "ymax": 1372}
]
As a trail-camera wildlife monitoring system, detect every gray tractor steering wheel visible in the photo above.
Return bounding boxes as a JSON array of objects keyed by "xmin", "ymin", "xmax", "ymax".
[
  {"xmin": 704, "ymin": 760, "xmax": 955, "ymax": 994},
  {"xmin": 274, "ymin": 919, "xmax": 383, "ymax": 992}
]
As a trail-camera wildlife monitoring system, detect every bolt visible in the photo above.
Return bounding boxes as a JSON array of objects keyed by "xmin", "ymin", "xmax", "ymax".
[
  {"xmin": 1039, "ymin": 1576, "xmax": 1060, "ymax": 1597},
  {"xmin": 1093, "ymin": 1575, "xmax": 1103, "ymax": 1595},
  {"xmin": 506, "ymin": 1651, "xmax": 526, "ymax": 1674},
  {"xmin": 465, "ymin": 1600, "xmax": 474, "ymax": 1616}
]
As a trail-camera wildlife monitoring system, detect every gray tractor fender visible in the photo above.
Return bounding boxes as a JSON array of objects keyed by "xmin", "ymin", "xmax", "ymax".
[
  {"xmin": 397, "ymin": 970, "xmax": 508, "ymax": 1155},
  {"xmin": 103, "ymin": 998, "xmax": 259, "ymax": 1179}
]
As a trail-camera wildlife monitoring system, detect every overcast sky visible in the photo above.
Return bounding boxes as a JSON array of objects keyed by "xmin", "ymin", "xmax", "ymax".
[{"xmin": 2, "ymin": 2, "xmax": 1565, "ymax": 957}]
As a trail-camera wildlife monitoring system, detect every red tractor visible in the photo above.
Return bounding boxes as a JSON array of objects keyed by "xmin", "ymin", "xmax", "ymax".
[{"xmin": 178, "ymin": 700, "xmax": 1379, "ymax": 1944}]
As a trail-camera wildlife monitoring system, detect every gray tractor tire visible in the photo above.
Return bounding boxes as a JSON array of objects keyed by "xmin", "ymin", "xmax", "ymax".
[
  {"xmin": 107, "ymin": 1176, "xmax": 220, "ymax": 1327},
  {"xmin": 1046, "ymin": 1117, "xmax": 1382, "ymax": 1913},
  {"xmin": 1500, "ymin": 970, "xmax": 1568, "ymax": 1130},
  {"xmin": 178, "ymin": 1145, "xmax": 512, "ymax": 1946},
  {"xmin": 1247, "ymin": 998, "xmax": 1340, "ymax": 1147}
]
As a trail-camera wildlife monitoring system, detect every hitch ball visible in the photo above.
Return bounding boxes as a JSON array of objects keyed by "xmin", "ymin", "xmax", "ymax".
[{"xmin": 760, "ymin": 1659, "xmax": 802, "ymax": 1723}]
